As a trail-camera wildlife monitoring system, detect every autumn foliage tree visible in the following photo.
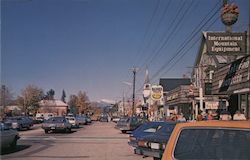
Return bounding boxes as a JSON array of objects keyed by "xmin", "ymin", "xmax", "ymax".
[
  {"xmin": 16, "ymin": 85, "xmax": 44, "ymax": 115},
  {"xmin": 68, "ymin": 91, "xmax": 89, "ymax": 114}
]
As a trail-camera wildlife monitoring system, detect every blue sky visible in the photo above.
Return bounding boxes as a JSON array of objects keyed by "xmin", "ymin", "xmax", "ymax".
[{"xmin": 1, "ymin": 0, "xmax": 249, "ymax": 102}]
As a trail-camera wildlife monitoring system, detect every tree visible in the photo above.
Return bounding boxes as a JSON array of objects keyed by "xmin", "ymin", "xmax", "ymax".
[
  {"xmin": 17, "ymin": 85, "xmax": 44, "ymax": 115},
  {"xmin": 44, "ymin": 89, "xmax": 55, "ymax": 100},
  {"xmin": 77, "ymin": 91, "xmax": 89, "ymax": 114},
  {"xmin": 67, "ymin": 91, "xmax": 90, "ymax": 115},
  {"xmin": 61, "ymin": 90, "xmax": 66, "ymax": 103},
  {"xmin": 68, "ymin": 94, "xmax": 78, "ymax": 114}
]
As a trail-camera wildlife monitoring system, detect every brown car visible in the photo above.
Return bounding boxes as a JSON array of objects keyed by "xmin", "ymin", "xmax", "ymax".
[{"xmin": 162, "ymin": 120, "xmax": 250, "ymax": 160}]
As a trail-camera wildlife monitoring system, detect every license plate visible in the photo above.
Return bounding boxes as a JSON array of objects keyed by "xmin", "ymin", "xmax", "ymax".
[
  {"xmin": 151, "ymin": 143, "xmax": 160, "ymax": 149},
  {"xmin": 51, "ymin": 127, "xmax": 55, "ymax": 129}
]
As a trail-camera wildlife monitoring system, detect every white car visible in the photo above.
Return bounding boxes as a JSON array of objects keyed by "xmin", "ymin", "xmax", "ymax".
[
  {"xmin": 0, "ymin": 122, "xmax": 20, "ymax": 149},
  {"xmin": 65, "ymin": 117, "xmax": 79, "ymax": 128}
]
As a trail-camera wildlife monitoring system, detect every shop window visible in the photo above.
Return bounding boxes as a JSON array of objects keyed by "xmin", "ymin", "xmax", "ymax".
[
  {"xmin": 205, "ymin": 83, "xmax": 212, "ymax": 95},
  {"xmin": 240, "ymin": 94, "xmax": 247, "ymax": 115}
]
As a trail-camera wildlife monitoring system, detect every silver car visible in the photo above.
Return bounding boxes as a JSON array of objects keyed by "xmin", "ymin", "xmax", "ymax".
[
  {"xmin": 42, "ymin": 117, "xmax": 72, "ymax": 133},
  {"xmin": 4, "ymin": 116, "xmax": 33, "ymax": 130},
  {"xmin": 0, "ymin": 122, "xmax": 20, "ymax": 149}
]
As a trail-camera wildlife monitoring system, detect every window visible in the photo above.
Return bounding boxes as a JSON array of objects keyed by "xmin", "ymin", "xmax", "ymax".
[{"xmin": 174, "ymin": 128, "xmax": 250, "ymax": 159}]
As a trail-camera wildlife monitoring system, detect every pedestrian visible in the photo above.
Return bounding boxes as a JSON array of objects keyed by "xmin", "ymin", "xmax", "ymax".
[
  {"xmin": 219, "ymin": 110, "xmax": 232, "ymax": 120},
  {"xmin": 196, "ymin": 110, "xmax": 203, "ymax": 121},
  {"xmin": 177, "ymin": 113, "xmax": 186, "ymax": 122},
  {"xmin": 206, "ymin": 110, "xmax": 213, "ymax": 120},
  {"xmin": 170, "ymin": 112, "xmax": 177, "ymax": 121},
  {"xmin": 233, "ymin": 110, "xmax": 246, "ymax": 120}
]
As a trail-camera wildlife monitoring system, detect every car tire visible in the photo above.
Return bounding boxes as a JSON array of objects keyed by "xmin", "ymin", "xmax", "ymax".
[
  {"xmin": 153, "ymin": 157, "xmax": 161, "ymax": 160},
  {"xmin": 18, "ymin": 125, "xmax": 23, "ymax": 131},
  {"xmin": 121, "ymin": 130, "xmax": 126, "ymax": 134},
  {"xmin": 66, "ymin": 128, "xmax": 71, "ymax": 133},
  {"xmin": 45, "ymin": 129, "xmax": 49, "ymax": 134},
  {"xmin": 10, "ymin": 136, "xmax": 18, "ymax": 149}
]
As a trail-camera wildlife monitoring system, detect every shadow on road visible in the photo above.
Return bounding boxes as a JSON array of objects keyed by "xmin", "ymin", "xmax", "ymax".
[
  {"xmin": 44, "ymin": 130, "xmax": 77, "ymax": 134},
  {"xmin": 0, "ymin": 145, "xmax": 31, "ymax": 155}
]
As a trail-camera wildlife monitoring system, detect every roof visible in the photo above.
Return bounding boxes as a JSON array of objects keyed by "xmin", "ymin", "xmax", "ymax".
[
  {"xmin": 39, "ymin": 100, "xmax": 68, "ymax": 107},
  {"xmin": 5, "ymin": 106, "xmax": 22, "ymax": 111},
  {"xmin": 162, "ymin": 120, "xmax": 250, "ymax": 160},
  {"xmin": 159, "ymin": 78, "xmax": 191, "ymax": 92}
]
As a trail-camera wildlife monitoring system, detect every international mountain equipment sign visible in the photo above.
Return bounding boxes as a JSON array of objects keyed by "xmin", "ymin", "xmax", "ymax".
[{"xmin": 206, "ymin": 32, "xmax": 246, "ymax": 55}]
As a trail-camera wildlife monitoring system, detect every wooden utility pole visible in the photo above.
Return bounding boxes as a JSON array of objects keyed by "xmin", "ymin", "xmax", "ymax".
[{"xmin": 130, "ymin": 67, "xmax": 139, "ymax": 116}]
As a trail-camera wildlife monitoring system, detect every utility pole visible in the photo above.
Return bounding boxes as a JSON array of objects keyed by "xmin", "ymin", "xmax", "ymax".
[{"xmin": 130, "ymin": 67, "xmax": 139, "ymax": 116}]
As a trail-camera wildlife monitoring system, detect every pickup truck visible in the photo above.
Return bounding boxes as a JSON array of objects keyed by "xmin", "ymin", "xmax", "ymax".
[{"xmin": 161, "ymin": 120, "xmax": 250, "ymax": 160}]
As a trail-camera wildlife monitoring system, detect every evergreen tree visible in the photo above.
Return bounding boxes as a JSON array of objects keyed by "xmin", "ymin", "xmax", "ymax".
[
  {"xmin": 61, "ymin": 89, "xmax": 66, "ymax": 103},
  {"xmin": 44, "ymin": 89, "xmax": 55, "ymax": 100}
]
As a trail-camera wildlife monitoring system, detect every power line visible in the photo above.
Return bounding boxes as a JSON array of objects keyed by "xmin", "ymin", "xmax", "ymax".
[
  {"xmin": 143, "ymin": 0, "xmax": 196, "ymax": 69},
  {"xmin": 133, "ymin": 0, "xmax": 161, "ymax": 64},
  {"xmin": 136, "ymin": 0, "xmax": 172, "ymax": 66},
  {"xmin": 139, "ymin": 0, "xmax": 187, "ymax": 69},
  {"xmin": 150, "ymin": 2, "xmax": 221, "ymax": 81},
  {"xmin": 135, "ymin": 1, "xmax": 222, "ymax": 93}
]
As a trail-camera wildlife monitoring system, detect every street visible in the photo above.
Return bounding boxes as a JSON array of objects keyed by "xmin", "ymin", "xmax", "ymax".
[{"xmin": 1, "ymin": 122, "xmax": 150, "ymax": 160}]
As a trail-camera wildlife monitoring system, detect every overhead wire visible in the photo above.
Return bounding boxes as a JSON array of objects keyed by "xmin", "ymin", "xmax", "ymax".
[
  {"xmin": 135, "ymin": 1, "xmax": 222, "ymax": 93},
  {"xmin": 133, "ymin": 0, "xmax": 161, "ymax": 65},
  {"xmin": 136, "ymin": 0, "xmax": 172, "ymax": 66},
  {"xmin": 139, "ymin": 0, "xmax": 188, "ymax": 69},
  {"xmin": 160, "ymin": 15, "xmax": 220, "ymax": 77}
]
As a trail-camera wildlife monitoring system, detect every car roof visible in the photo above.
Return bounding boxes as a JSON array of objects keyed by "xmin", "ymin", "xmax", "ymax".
[
  {"xmin": 162, "ymin": 120, "xmax": 250, "ymax": 160},
  {"xmin": 175, "ymin": 120, "xmax": 250, "ymax": 129}
]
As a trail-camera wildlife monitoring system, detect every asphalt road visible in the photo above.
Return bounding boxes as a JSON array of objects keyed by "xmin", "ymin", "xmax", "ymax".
[{"xmin": 1, "ymin": 122, "xmax": 151, "ymax": 160}]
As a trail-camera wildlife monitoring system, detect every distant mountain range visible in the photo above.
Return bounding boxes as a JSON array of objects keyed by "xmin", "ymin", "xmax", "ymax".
[{"xmin": 91, "ymin": 99, "xmax": 115, "ymax": 108}]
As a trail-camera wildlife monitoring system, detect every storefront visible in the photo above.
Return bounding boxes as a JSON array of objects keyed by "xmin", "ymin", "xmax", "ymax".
[
  {"xmin": 212, "ymin": 55, "xmax": 250, "ymax": 119},
  {"xmin": 166, "ymin": 85, "xmax": 198, "ymax": 120}
]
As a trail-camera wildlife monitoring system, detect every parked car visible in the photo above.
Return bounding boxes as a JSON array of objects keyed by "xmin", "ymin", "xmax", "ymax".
[
  {"xmin": 35, "ymin": 113, "xmax": 45, "ymax": 123},
  {"xmin": 4, "ymin": 116, "xmax": 33, "ymax": 130},
  {"xmin": 129, "ymin": 122, "xmax": 163, "ymax": 150},
  {"xmin": 0, "ymin": 122, "xmax": 20, "ymax": 149},
  {"xmin": 162, "ymin": 120, "xmax": 250, "ymax": 160},
  {"xmin": 42, "ymin": 116, "xmax": 72, "ymax": 133},
  {"xmin": 86, "ymin": 115, "xmax": 92, "ymax": 124},
  {"xmin": 135, "ymin": 122, "xmax": 177, "ymax": 160},
  {"xmin": 66, "ymin": 116, "xmax": 79, "ymax": 128},
  {"xmin": 76, "ymin": 115, "xmax": 87, "ymax": 125},
  {"xmin": 116, "ymin": 116, "xmax": 143, "ymax": 133},
  {"xmin": 43, "ymin": 113, "xmax": 54, "ymax": 120},
  {"xmin": 99, "ymin": 115, "xmax": 109, "ymax": 122}
]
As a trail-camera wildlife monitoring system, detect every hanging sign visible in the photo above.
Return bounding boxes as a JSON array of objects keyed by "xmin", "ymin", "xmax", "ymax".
[{"xmin": 151, "ymin": 85, "xmax": 163, "ymax": 101}]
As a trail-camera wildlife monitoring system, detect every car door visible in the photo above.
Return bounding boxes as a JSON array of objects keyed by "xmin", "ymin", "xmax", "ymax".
[{"xmin": 0, "ymin": 124, "xmax": 15, "ymax": 147}]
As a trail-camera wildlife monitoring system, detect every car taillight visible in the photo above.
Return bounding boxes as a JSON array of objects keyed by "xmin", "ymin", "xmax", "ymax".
[
  {"xmin": 138, "ymin": 141, "xmax": 148, "ymax": 147},
  {"xmin": 129, "ymin": 137, "xmax": 136, "ymax": 141},
  {"xmin": 162, "ymin": 143, "xmax": 166, "ymax": 149}
]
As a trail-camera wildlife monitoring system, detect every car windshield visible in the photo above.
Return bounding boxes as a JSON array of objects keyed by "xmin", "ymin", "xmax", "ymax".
[
  {"xmin": 174, "ymin": 128, "xmax": 250, "ymax": 159},
  {"xmin": 46, "ymin": 117, "xmax": 65, "ymax": 123}
]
